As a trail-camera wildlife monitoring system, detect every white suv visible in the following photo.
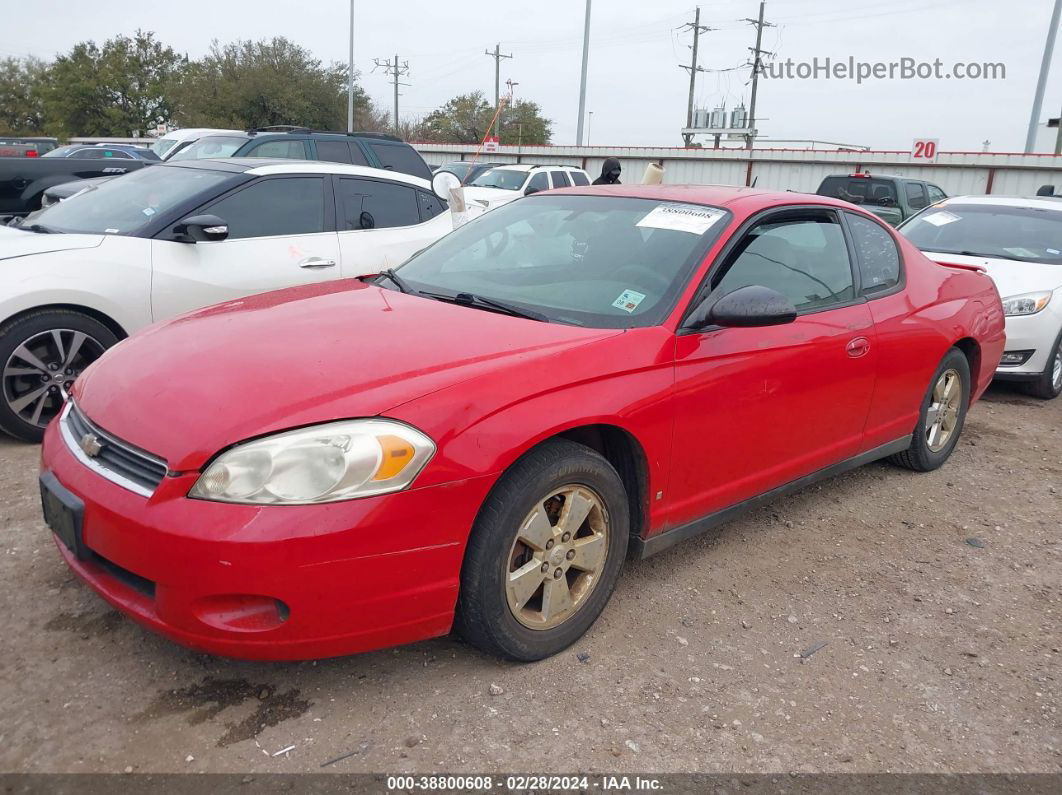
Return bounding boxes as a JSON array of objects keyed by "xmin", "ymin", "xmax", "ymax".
[{"xmin": 463, "ymin": 164, "xmax": 591, "ymax": 210}]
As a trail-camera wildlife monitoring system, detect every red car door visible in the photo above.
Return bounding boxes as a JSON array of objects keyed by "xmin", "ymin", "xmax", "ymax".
[{"xmin": 666, "ymin": 206, "xmax": 877, "ymax": 530}]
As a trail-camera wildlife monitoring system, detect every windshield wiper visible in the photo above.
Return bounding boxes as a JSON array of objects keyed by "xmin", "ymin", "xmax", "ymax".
[
  {"xmin": 23, "ymin": 223, "xmax": 60, "ymax": 234},
  {"xmin": 374, "ymin": 268, "xmax": 413, "ymax": 294},
  {"xmin": 419, "ymin": 290, "xmax": 549, "ymax": 322}
]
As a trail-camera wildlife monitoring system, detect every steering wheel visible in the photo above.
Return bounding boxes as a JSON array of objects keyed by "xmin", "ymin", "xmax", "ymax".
[{"xmin": 611, "ymin": 264, "xmax": 671, "ymax": 293}]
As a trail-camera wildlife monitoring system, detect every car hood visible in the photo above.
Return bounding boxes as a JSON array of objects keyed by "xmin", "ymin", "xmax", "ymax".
[
  {"xmin": 461, "ymin": 186, "xmax": 522, "ymax": 207},
  {"xmin": 0, "ymin": 223, "xmax": 104, "ymax": 260},
  {"xmin": 73, "ymin": 280, "xmax": 621, "ymax": 470},
  {"xmin": 923, "ymin": 251, "xmax": 1062, "ymax": 298}
]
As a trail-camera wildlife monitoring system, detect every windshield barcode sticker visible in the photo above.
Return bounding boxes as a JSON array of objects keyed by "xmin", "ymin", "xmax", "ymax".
[
  {"xmin": 922, "ymin": 211, "xmax": 961, "ymax": 227},
  {"xmin": 637, "ymin": 204, "xmax": 725, "ymax": 235},
  {"xmin": 612, "ymin": 289, "xmax": 646, "ymax": 313}
]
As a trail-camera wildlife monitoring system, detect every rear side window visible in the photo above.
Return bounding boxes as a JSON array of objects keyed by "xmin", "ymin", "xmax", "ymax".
[
  {"xmin": 417, "ymin": 190, "xmax": 445, "ymax": 221},
  {"xmin": 205, "ymin": 177, "xmax": 325, "ymax": 239},
  {"xmin": 905, "ymin": 182, "xmax": 928, "ymax": 211},
  {"xmin": 550, "ymin": 171, "xmax": 571, "ymax": 188},
  {"xmin": 367, "ymin": 142, "xmax": 432, "ymax": 179},
  {"xmin": 846, "ymin": 212, "xmax": 902, "ymax": 294},
  {"xmin": 337, "ymin": 177, "xmax": 421, "ymax": 230},
  {"xmin": 246, "ymin": 140, "xmax": 307, "ymax": 159},
  {"xmin": 570, "ymin": 171, "xmax": 590, "ymax": 186},
  {"xmin": 316, "ymin": 140, "xmax": 351, "ymax": 164}
]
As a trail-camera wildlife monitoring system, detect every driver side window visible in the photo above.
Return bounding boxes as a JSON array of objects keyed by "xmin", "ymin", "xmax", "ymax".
[
  {"xmin": 714, "ymin": 211, "xmax": 855, "ymax": 312},
  {"xmin": 526, "ymin": 172, "xmax": 549, "ymax": 193}
]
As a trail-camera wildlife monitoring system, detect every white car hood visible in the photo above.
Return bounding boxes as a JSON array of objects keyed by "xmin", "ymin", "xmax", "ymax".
[
  {"xmin": 923, "ymin": 251, "xmax": 1062, "ymax": 299},
  {"xmin": 0, "ymin": 223, "xmax": 105, "ymax": 261},
  {"xmin": 461, "ymin": 186, "xmax": 522, "ymax": 207}
]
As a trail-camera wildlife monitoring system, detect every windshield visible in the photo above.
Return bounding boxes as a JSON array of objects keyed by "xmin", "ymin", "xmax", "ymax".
[
  {"xmin": 168, "ymin": 135, "xmax": 246, "ymax": 161},
  {"xmin": 393, "ymin": 195, "xmax": 730, "ymax": 328},
  {"xmin": 30, "ymin": 165, "xmax": 236, "ymax": 236},
  {"xmin": 151, "ymin": 138, "xmax": 178, "ymax": 158},
  {"xmin": 900, "ymin": 204, "xmax": 1062, "ymax": 264},
  {"xmin": 469, "ymin": 169, "xmax": 527, "ymax": 190}
]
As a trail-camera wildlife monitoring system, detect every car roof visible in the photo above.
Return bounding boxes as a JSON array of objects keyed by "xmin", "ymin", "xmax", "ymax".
[
  {"xmin": 934, "ymin": 195, "xmax": 1062, "ymax": 212},
  {"xmin": 552, "ymin": 183, "xmax": 856, "ymax": 210},
  {"xmin": 167, "ymin": 158, "xmax": 433, "ymax": 188}
]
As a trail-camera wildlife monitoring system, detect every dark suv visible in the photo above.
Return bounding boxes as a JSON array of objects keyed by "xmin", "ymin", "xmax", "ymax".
[{"xmin": 169, "ymin": 127, "xmax": 433, "ymax": 180}]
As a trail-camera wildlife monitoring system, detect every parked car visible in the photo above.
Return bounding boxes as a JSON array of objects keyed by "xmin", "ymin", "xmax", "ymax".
[
  {"xmin": 432, "ymin": 160, "xmax": 505, "ymax": 183},
  {"xmin": 0, "ymin": 158, "xmax": 452, "ymax": 441},
  {"xmin": 148, "ymin": 128, "xmax": 245, "ymax": 161},
  {"xmin": 169, "ymin": 127, "xmax": 433, "ymax": 180},
  {"xmin": 37, "ymin": 185, "xmax": 1004, "ymax": 661},
  {"xmin": 0, "ymin": 137, "xmax": 59, "ymax": 157},
  {"xmin": 42, "ymin": 144, "xmax": 160, "ymax": 161},
  {"xmin": 462, "ymin": 164, "xmax": 592, "ymax": 210},
  {"xmin": 899, "ymin": 195, "xmax": 1062, "ymax": 398},
  {"xmin": 817, "ymin": 172, "xmax": 947, "ymax": 226},
  {"xmin": 0, "ymin": 154, "xmax": 151, "ymax": 220}
]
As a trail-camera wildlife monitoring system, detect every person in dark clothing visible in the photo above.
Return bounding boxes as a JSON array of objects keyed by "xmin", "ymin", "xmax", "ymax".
[{"xmin": 593, "ymin": 157, "xmax": 622, "ymax": 185}]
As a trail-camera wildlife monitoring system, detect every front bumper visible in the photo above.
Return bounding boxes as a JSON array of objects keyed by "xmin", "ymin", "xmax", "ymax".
[
  {"xmin": 994, "ymin": 308, "xmax": 1062, "ymax": 380},
  {"xmin": 40, "ymin": 419, "xmax": 494, "ymax": 660}
]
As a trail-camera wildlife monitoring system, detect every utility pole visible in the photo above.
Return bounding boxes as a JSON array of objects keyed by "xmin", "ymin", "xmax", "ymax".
[
  {"xmin": 346, "ymin": 0, "xmax": 355, "ymax": 132},
  {"xmin": 744, "ymin": 0, "xmax": 774, "ymax": 150},
  {"xmin": 1025, "ymin": 0, "xmax": 1061, "ymax": 152},
  {"xmin": 679, "ymin": 6, "xmax": 714, "ymax": 146},
  {"xmin": 1056, "ymin": 108, "xmax": 1062, "ymax": 154},
  {"xmin": 485, "ymin": 43, "xmax": 513, "ymax": 112},
  {"xmin": 373, "ymin": 55, "xmax": 410, "ymax": 136},
  {"xmin": 575, "ymin": 0, "xmax": 592, "ymax": 145}
]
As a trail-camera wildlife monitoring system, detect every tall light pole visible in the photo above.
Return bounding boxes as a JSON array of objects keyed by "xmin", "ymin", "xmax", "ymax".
[
  {"xmin": 587, "ymin": 111, "xmax": 594, "ymax": 146},
  {"xmin": 346, "ymin": 0, "xmax": 355, "ymax": 132},
  {"xmin": 575, "ymin": 0, "xmax": 592, "ymax": 145},
  {"xmin": 1025, "ymin": 0, "xmax": 1062, "ymax": 152}
]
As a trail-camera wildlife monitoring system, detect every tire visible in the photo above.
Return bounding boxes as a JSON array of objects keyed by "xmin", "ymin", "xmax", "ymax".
[
  {"xmin": 454, "ymin": 439, "xmax": 629, "ymax": 661},
  {"xmin": 0, "ymin": 310, "xmax": 118, "ymax": 443},
  {"xmin": 888, "ymin": 348, "xmax": 971, "ymax": 472},
  {"xmin": 1019, "ymin": 328, "xmax": 1062, "ymax": 400}
]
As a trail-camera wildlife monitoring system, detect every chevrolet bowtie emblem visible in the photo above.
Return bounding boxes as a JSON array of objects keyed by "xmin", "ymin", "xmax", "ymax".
[{"xmin": 79, "ymin": 433, "xmax": 102, "ymax": 458}]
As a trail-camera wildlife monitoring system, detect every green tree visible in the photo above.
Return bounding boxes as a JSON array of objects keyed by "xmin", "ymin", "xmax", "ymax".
[
  {"xmin": 42, "ymin": 31, "xmax": 185, "ymax": 137},
  {"xmin": 418, "ymin": 91, "xmax": 551, "ymax": 145},
  {"xmin": 0, "ymin": 57, "xmax": 48, "ymax": 135},
  {"xmin": 173, "ymin": 37, "xmax": 381, "ymax": 131}
]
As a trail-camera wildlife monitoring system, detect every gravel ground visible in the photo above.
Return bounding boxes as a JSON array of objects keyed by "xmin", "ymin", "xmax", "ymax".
[{"xmin": 0, "ymin": 384, "xmax": 1058, "ymax": 775}]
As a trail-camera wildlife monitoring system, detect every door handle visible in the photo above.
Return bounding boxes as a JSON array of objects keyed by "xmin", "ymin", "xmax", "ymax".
[
  {"xmin": 298, "ymin": 257, "xmax": 336, "ymax": 269},
  {"xmin": 846, "ymin": 337, "xmax": 871, "ymax": 358}
]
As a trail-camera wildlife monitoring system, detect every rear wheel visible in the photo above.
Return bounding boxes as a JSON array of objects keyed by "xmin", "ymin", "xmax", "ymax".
[
  {"xmin": 0, "ymin": 310, "xmax": 117, "ymax": 442},
  {"xmin": 455, "ymin": 439, "xmax": 629, "ymax": 661},
  {"xmin": 1020, "ymin": 329, "xmax": 1062, "ymax": 400},
  {"xmin": 888, "ymin": 348, "xmax": 970, "ymax": 472}
]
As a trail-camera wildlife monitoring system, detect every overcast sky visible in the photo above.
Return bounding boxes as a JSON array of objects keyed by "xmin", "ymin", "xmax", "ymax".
[{"xmin": 3, "ymin": 0, "xmax": 1059, "ymax": 151}]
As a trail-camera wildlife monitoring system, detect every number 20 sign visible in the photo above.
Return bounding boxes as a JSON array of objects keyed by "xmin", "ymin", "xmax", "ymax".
[{"xmin": 912, "ymin": 139, "xmax": 939, "ymax": 161}]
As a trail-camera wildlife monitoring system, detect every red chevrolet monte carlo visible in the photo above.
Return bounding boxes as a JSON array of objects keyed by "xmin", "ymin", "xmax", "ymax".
[{"xmin": 39, "ymin": 185, "xmax": 1005, "ymax": 661}]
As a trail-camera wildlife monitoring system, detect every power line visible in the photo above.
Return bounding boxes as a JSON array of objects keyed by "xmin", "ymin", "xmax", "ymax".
[
  {"xmin": 372, "ymin": 55, "xmax": 410, "ymax": 135},
  {"xmin": 484, "ymin": 43, "xmax": 513, "ymax": 112},
  {"xmin": 678, "ymin": 7, "xmax": 716, "ymax": 146}
]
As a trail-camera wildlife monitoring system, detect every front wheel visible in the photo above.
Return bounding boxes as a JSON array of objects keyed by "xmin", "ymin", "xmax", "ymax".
[
  {"xmin": 0, "ymin": 310, "xmax": 117, "ymax": 442},
  {"xmin": 889, "ymin": 348, "xmax": 970, "ymax": 472},
  {"xmin": 455, "ymin": 439, "xmax": 629, "ymax": 661},
  {"xmin": 1020, "ymin": 329, "xmax": 1062, "ymax": 400}
]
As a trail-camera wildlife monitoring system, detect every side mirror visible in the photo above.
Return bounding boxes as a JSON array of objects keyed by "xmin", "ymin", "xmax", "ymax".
[
  {"xmin": 686, "ymin": 285, "xmax": 797, "ymax": 330},
  {"xmin": 431, "ymin": 170, "xmax": 460, "ymax": 200},
  {"xmin": 173, "ymin": 214, "xmax": 229, "ymax": 243}
]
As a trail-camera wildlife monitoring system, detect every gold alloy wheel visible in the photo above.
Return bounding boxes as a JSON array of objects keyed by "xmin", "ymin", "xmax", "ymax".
[
  {"xmin": 926, "ymin": 368, "xmax": 962, "ymax": 453},
  {"xmin": 505, "ymin": 485, "xmax": 610, "ymax": 630}
]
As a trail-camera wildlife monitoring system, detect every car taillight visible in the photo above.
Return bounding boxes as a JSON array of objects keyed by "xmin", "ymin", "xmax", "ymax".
[{"xmin": 25, "ymin": 150, "xmax": 38, "ymax": 157}]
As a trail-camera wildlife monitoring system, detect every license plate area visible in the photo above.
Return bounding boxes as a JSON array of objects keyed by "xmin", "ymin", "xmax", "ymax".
[{"xmin": 40, "ymin": 471, "xmax": 88, "ymax": 560}]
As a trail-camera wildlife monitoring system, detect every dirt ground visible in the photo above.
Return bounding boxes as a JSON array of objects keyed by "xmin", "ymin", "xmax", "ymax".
[{"xmin": 0, "ymin": 383, "xmax": 1058, "ymax": 776}]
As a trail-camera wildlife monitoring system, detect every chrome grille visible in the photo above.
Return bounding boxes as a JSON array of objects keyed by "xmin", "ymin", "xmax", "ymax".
[{"xmin": 60, "ymin": 402, "xmax": 168, "ymax": 497}]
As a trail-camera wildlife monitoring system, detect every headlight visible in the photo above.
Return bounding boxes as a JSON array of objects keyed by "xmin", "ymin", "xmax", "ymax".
[
  {"xmin": 189, "ymin": 420, "xmax": 435, "ymax": 504},
  {"xmin": 1001, "ymin": 291, "xmax": 1053, "ymax": 317}
]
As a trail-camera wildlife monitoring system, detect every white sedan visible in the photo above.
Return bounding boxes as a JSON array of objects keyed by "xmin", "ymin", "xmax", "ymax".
[
  {"xmin": 900, "ymin": 196, "xmax": 1062, "ymax": 399},
  {"xmin": 0, "ymin": 159, "xmax": 454, "ymax": 441}
]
